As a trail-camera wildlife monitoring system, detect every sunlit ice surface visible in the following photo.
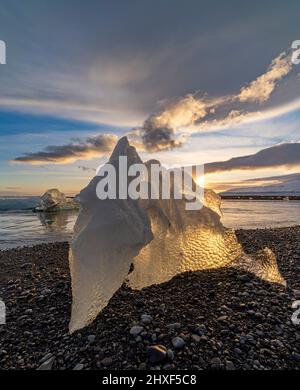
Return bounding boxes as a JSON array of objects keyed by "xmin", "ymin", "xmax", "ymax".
[{"xmin": 69, "ymin": 137, "xmax": 286, "ymax": 333}]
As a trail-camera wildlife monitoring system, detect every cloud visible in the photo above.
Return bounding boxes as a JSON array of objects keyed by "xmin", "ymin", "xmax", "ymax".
[
  {"xmin": 238, "ymin": 52, "xmax": 292, "ymax": 103},
  {"xmin": 0, "ymin": 97, "xmax": 142, "ymax": 128},
  {"xmin": 188, "ymin": 97, "xmax": 300, "ymax": 134},
  {"xmin": 1, "ymin": 1, "xmax": 300, "ymax": 141},
  {"xmin": 204, "ymin": 142, "xmax": 300, "ymax": 174},
  {"xmin": 190, "ymin": 109, "xmax": 254, "ymax": 133},
  {"xmin": 129, "ymin": 51, "xmax": 294, "ymax": 151},
  {"xmin": 11, "ymin": 50, "xmax": 297, "ymax": 164},
  {"xmin": 133, "ymin": 94, "xmax": 207, "ymax": 151},
  {"xmin": 13, "ymin": 134, "xmax": 117, "ymax": 165}
]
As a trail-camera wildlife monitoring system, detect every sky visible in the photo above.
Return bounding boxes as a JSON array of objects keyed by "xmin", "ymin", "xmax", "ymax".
[{"xmin": 0, "ymin": 0, "xmax": 300, "ymax": 195}]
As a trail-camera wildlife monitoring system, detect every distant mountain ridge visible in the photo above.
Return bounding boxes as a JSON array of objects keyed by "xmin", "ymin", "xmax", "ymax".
[
  {"xmin": 205, "ymin": 143, "xmax": 300, "ymax": 174},
  {"xmin": 222, "ymin": 173, "xmax": 300, "ymax": 196}
]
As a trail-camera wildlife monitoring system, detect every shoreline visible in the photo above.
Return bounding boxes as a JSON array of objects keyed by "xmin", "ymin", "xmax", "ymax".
[
  {"xmin": 0, "ymin": 226, "xmax": 299, "ymax": 370},
  {"xmin": 1, "ymin": 224, "xmax": 300, "ymax": 253},
  {"xmin": 220, "ymin": 195, "xmax": 300, "ymax": 201},
  {"xmin": 1, "ymin": 201, "xmax": 300, "ymax": 250}
]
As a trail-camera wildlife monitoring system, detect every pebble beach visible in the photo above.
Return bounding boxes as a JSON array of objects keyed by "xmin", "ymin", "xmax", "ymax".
[{"xmin": 0, "ymin": 226, "xmax": 299, "ymax": 370}]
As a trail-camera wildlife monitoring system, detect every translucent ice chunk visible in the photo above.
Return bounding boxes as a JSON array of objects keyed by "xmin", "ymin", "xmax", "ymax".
[{"xmin": 69, "ymin": 137, "xmax": 285, "ymax": 333}]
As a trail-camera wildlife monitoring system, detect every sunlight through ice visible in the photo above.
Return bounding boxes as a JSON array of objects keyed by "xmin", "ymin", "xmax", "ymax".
[{"xmin": 69, "ymin": 137, "xmax": 285, "ymax": 333}]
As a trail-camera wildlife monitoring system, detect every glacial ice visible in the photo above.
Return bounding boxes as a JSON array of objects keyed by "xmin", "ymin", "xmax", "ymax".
[
  {"xmin": 69, "ymin": 137, "xmax": 285, "ymax": 333},
  {"xmin": 35, "ymin": 189, "xmax": 79, "ymax": 212}
]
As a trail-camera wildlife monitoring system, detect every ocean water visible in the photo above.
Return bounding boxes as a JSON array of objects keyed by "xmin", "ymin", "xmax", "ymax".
[
  {"xmin": 0, "ymin": 197, "xmax": 77, "ymax": 250},
  {"xmin": 0, "ymin": 197, "xmax": 300, "ymax": 250},
  {"xmin": 0, "ymin": 196, "xmax": 40, "ymax": 211},
  {"xmin": 221, "ymin": 199, "xmax": 300, "ymax": 229}
]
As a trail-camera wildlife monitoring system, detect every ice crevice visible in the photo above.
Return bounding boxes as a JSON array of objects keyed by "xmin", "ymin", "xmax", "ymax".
[{"xmin": 69, "ymin": 137, "xmax": 285, "ymax": 333}]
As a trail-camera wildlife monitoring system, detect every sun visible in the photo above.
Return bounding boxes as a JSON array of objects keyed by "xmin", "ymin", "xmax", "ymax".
[{"xmin": 195, "ymin": 173, "xmax": 205, "ymax": 189}]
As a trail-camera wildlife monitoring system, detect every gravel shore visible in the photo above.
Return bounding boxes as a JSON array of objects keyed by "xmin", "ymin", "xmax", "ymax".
[{"xmin": 0, "ymin": 226, "xmax": 299, "ymax": 370}]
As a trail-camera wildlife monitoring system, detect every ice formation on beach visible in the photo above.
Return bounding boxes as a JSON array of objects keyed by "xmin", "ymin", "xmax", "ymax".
[
  {"xmin": 69, "ymin": 137, "xmax": 285, "ymax": 333},
  {"xmin": 35, "ymin": 189, "xmax": 79, "ymax": 212}
]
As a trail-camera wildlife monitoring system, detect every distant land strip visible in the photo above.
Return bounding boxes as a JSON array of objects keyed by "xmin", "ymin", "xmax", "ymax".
[{"xmin": 220, "ymin": 194, "xmax": 300, "ymax": 201}]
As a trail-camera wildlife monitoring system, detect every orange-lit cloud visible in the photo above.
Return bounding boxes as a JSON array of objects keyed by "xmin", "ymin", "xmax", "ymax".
[
  {"xmin": 238, "ymin": 52, "xmax": 292, "ymax": 103},
  {"xmin": 130, "ymin": 52, "xmax": 295, "ymax": 151}
]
